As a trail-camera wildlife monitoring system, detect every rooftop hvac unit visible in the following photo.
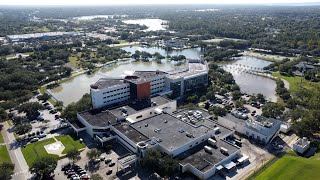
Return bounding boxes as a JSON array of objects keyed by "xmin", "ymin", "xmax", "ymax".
[
  {"xmin": 176, "ymin": 115, "xmax": 182, "ymax": 119},
  {"xmin": 208, "ymin": 138, "xmax": 217, "ymax": 147},
  {"xmin": 188, "ymin": 111, "xmax": 193, "ymax": 115},
  {"xmin": 220, "ymin": 147, "xmax": 229, "ymax": 155},
  {"xmin": 204, "ymin": 146, "xmax": 213, "ymax": 154}
]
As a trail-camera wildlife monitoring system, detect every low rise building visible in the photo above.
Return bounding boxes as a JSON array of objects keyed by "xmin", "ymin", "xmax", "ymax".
[
  {"xmin": 71, "ymin": 99, "xmax": 241, "ymax": 179},
  {"xmin": 217, "ymin": 114, "xmax": 281, "ymax": 144},
  {"xmin": 6, "ymin": 31, "xmax": 82, "ymax": 42},
  {"xmin": 293, "ymin": 137, "xmax": 310, "ymax": 154}
]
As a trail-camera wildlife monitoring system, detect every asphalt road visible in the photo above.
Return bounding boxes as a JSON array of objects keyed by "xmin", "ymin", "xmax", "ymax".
[{"xmin": 2, "ymin": 122, "xmax": 31, "ymax": 180}]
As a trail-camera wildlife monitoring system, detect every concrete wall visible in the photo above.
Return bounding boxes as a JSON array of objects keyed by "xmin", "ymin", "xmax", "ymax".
[
  {"xmin": 217, "ymin": 118, "xmax": 246, "ymax": 135},
  {"xmin": 111, "ymin": 126, "xmax": 138, "ymax": 153}
]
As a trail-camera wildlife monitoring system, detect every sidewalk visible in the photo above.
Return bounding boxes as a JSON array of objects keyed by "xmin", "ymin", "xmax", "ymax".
[{"xmin": 2, "ymin": 122, "xmax": 32, "ymax": 180}]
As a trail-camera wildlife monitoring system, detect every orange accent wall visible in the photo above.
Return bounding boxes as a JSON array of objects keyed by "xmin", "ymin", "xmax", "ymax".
[{"xmin": 136, "ymin": 82, "xmax": 150, "ymax": 100}]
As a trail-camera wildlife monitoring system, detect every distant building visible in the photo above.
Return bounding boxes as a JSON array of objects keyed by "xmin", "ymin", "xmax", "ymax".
[
  {"xmin": 164, "ymin": 39, "xmax": 185, "ymax": 49},
  {"xmin": 6, "ymin": 31, "xmax": 82, "ymax": 42},
  {"xmin": 293, "ymin": 137, "xmax": 310, "ymax": 154},
  {"xmin": 90, "ymin": 59, "xmax": 208, "ymax": 109}
]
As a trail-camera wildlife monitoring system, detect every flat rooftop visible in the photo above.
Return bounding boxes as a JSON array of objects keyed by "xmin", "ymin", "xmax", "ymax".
[
  {"xmin": 90, "ymin": 78, "xmax": 128, "ymax": 90},
  {"xmin": 133, "ymin": 71, "xmax": 166, "ymax": 79},
  {"xmin": 168, "ymin": 61, "xmax": 208, "ymax": 79},
  {"xmin": 174, "ymin": 109, "xmax": 233, "ymax": 139},
  {"xmin": 78, "ymin": 109, "xmax": 118, "ymax": 127},
  {"xmin": 114, "ymin": 122, "xmax": 149, "ymax": 143},
  {"xmin": 110, "ymin": 96, "xmax": 172, "ymax": 117},
  {"xmin": 70, "ymin": 119, "xmax": 86, "ymax": 129},
  {"xmin": 131, "ymin": 113, "xmax": 210, "ymax": 151},
  {"xmin": 179, "ymin": 140, "xmax": 239, "ymax": 172}
]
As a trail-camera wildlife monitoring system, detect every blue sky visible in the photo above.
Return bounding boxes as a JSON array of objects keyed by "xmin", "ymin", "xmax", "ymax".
[{"xmin": 0, "ymin": 0, "xmax": 319, "ymax": 5}]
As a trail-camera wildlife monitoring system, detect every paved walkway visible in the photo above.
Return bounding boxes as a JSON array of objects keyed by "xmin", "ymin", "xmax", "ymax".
[{"xmin": 2, "ymin": 122, "xmax": 32, "ymax": 180}]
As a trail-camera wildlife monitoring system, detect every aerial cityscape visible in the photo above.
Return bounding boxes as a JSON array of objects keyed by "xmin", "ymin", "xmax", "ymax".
[{"xmin": 0, "ymin": 1, "xmax": 319, "ymax": 180}]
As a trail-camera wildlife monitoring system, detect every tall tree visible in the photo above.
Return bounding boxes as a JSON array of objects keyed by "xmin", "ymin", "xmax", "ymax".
[
  {"xmin": 0, "ymin": 162, "xmax": 14, "ymax": 180},
  {"xmin": 29, "ymin": 157, "xmax": 57, "ymax": 179}
]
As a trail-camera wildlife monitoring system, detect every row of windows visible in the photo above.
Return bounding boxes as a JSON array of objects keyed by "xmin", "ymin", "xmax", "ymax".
[
  {"xmin": 102, "ymin": 86, "xmax": 129, "ymax": 94},
  {"xmin": 151, "ymin": 77, "xmax": 165, "ymax": 82},
  {"xmin": 151, "ymin": 90, "xmax": 163, "ymax": 94},
  {"xmin": 103, "ymin": 92, "xmax": 129, "ymax": 99},
  {"xmin": 103, "ymin": 95, "xmax": 129, "ymax": 103},
  {"xmin": 151, "ymin": 82, "xmax": 164, "ymax": 87},
  {"xmin": 151, "ymin": 86, "xmax": 164, "ymax": 91}
]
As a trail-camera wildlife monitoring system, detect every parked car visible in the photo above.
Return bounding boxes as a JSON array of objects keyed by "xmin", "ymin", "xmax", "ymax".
[
  {"xmin": 106, "ymin": 169, "xmax": 113, "ymax": 175},
  {"xmin": 109, "ymin": 162, "xmax": 115, "ymax": 167},
  {"xmin": 105, "ymin": 158, "xmax": 112, "ymax": 164},
  {"xmin": 38, "ymin": 134, "xmax": 47, "ymax": 139},
  {"xmin": 54, "ymin": 115, "xmax": 60, "ymax": 119},
  {"xmin": 49, "ymin": 109, "xmax": 58, "ymax": 114},
  {"xmin": 30, "ymin": 138, "xmax": 39, "ymax": 143}
]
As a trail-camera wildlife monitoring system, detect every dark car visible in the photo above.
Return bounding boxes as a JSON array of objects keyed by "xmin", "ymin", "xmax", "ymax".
[
  {"xmin": 109, "ymin": 162, "xmax": 115, "ymax": 167},
  {"xmin": 49, "ymin": 109, "xmax": 57, "ymax": 114},
  {"xmin": 54, "ymin": 115, "xmax": 60, "ymax": 119},
  {"xmin": 106, "ymin": 169, "xmax": 112, "ymax": 175}
]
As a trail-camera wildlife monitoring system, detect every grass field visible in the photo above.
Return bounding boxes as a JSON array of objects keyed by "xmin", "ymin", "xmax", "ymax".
[
  {"xmin": 21, "ymin": 135, "xmax": 86, "ymax": 165},
  {"xmin": 55, "ymin": 134, "xmax": 86, "ymax": 154},
  {"xmin": 21, "ymin": 138, "xmax": 58, "ymax": 166},
  {"xmin": 0, "ymin": 131, "xmax": 4, "ymax": 143},
  {"xmin": 68, "ymin": 56, "xmax": 80, "ymax": 68},
  {"xmin": 255, "ymin": 155, "xmax": 320, "ymax": 180},
  {"xmin": 0, "ymin": 145, "xmax": 11, "ymax": 163},
  {"xmin": 272, "ymin": 72, "xmax": 320, "ymax": 92}
]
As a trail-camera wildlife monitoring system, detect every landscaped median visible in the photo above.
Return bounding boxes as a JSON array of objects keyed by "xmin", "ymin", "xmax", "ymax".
[
  {"xmin": 0, "ymin": 145, "xmax": 11, "ymax": 163},
  {"xmin": 21, "ymin": 134, "xmax": 86, "ymax": 166}
]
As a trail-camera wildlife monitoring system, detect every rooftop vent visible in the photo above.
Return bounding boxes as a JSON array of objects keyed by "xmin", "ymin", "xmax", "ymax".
[
  {"xmin": 164, "ymin": 120, "xmax": 168, "ymax": 123},
  {"xmin": 145, "ymin": 124, "xmax": 148, "ymax": 127}
]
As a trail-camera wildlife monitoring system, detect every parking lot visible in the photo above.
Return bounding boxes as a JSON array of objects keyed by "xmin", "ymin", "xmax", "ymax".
[{"xmin": 54, "ymin": 141, "xmax": 133, "ymax": 180}]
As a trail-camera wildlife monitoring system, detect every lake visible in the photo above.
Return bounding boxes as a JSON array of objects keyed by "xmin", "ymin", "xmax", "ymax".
[
  {"xmin": 221, "ymin": 56, "xmax": 277, "ymax": 102},
  {"xmin": 49, "ymin": 46, "xmax": 277, "ymax": 105},
  {"xmin": 73, "ymin": 15, "xmax": 128, "ymax": 20},
  {"xmin": 122, "ymin": 19, "xmax": 168, "ymax": 31}
]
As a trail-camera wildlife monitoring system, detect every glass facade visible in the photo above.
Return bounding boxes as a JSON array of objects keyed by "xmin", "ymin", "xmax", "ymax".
[
  {"xmin": 170, "ymin": 81, "xmax": 182, "ymax": 98},
  {"xmin": 184, "ymin": 74, "xmax": 208, "ymax": 92}
]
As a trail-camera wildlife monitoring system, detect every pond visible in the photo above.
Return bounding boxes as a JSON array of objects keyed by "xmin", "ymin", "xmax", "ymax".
[
  {"xmin": 221, "ymin": 56, "xmax": 277, "ymax": 102},
  {"xmin": 122, "ymin": 19, "xmax": 168, "ymax": 31}
]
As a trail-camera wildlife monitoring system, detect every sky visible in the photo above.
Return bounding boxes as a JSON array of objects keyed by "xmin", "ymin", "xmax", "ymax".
[{"xmin": 0, "ymin": 0, "xmax": 319, "ymax": 5}]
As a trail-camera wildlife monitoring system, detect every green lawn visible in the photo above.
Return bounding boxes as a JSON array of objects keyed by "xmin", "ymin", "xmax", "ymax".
[
  {"xmin": 255, "ymin": 155, "xmax": 320, "ymax": 180},
  {"xmin": 0, "ymin": 131, "xmax": 4, "ymax": 143},
  {"xmin": 68, "ymin": 56, "xmax": 80, "ymax": 68},
  {"xmin": 272, "ymin": 72, "xmax": 320, "ymax": 92},
  {"xmin": 55, "ymin": 134, "xmax": 86, "ymax": 154},
  {"xmin": 0, "ymin": 145, "xmax": 11, "ymax": 163},
  {"xmin": 21, "ymin": 138, "xmax": 58, "ymax": 166}
]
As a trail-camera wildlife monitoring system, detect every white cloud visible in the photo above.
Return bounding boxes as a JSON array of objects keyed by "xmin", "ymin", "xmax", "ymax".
[{"xmin": 0, "ymin": 0, "xmax": 318, "ymax": 5}]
